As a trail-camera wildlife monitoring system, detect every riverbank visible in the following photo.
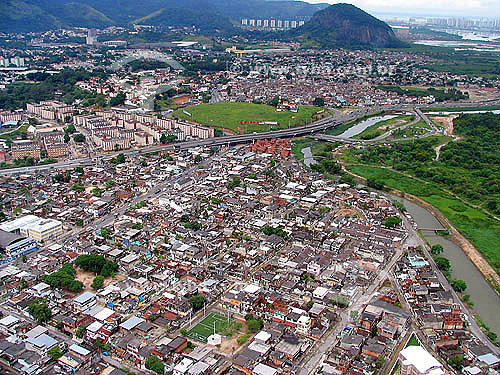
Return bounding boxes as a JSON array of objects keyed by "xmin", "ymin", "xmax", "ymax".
[
  {"xmin": 396, "ymin": 192, "xmax": 500, "ymax": 295},
  {"xmin": 344, "ymin": 165, "xmax": 500, "ymax": 295}
]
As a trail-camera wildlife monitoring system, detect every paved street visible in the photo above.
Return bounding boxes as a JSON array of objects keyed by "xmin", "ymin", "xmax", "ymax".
[
  {"xmin": 399, "ymin": 212, "xmax": 500, "ymax": 355},
  {"xmin": 298, "ymin": 241, "xmax": 406, "ymax": 375}
]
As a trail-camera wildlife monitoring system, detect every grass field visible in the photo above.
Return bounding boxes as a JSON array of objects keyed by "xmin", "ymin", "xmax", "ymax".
[
  {"xmin": 346, "ymin": 165, "xmax": 500, "ymax": 276},
  {"xmin": 0, "ymin": 124, "xmax": 27, "ymax": 141},
  {"xmin": 187, "ymin": 312, "xmax": 232, "ymax": 343},
  {"xmin": 172, "ymin": 102, "xmax": 322, "ymax": 134},
  {"xmin": 390, "ymin": 119, "xmax": 431, "ymax": 138}
]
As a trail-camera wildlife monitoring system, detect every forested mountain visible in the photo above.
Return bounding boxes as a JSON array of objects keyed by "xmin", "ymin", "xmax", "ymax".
[
  {"xmin": 0, "ymin": 0, "xmax": 328, "ymax": 33},
  {"xmin": 290, "ymin": 3, "xmax": 405, "ymax": 48}
]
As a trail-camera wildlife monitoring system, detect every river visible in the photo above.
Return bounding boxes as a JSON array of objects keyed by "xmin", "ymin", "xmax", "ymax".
[
  {"xmin": 389, "ymin": 194, "xmax": 500, "ymax": 336},
  {"xmin": 302, "ymin": 147, "xmax": 317, "ymax": 167},
  {"xmin": 338, "ymin": 115, "xmax": 399, "ymax": 138},
  {"xmin": 426, "ymin": 110, "xmax": 500, "ymax": 115}
]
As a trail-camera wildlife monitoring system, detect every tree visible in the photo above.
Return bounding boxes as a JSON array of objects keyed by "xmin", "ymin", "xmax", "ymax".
[
  {"xmin": 247, "ymin": 319, "xmax": 260, "ymax": 333},
  {"xmin": 431, "ymin": 244, "xmax": 444, "ymax": 255},
  {"xmin": 434, "ymin": 256, "xmax": 451, "ymax": 272},
  {"xmin": 100, "ymin": 228, "xmax": 110, "ymax": 239},
  {"xmin": 110, "ymin": 91, "xmax": 126, "ymax": 106},
  {"xmin": 180, "ymin": 328, "xmax": 188, "ymax": 336},
  {"xmin": 72, "ymin": 184, "xmax": 85, "ymax": 192},
  {"xmin": 43, "ymin": 263, "xmax": 82, "ymax": 292},
  {"xmin": 75, "ymin": 254, "xmax": 118, "ymax": 276},
  {"xmin": 145, "ymin": 355, "xmax": 164, "ymax": 374},
  {"xmin": 166, "ymin": 134, "xmax": 177, "ymax": 143},
  {"xmin": 313, "ymin": 97, "xmax": 325, "ymax": 107},
  {"xmin": 247, "ymin": 319, "xmax": 264, "ymax": 333},
  {"xmin": 75, "ymin": 325, "xmax": 87, "ymax": 339},
  {"xmin": 70, "ymin": 280, "xmax": 83, "ymax": 292},
  {"xmin": 245, "ymin": 313, "xmax": 254, "ymax": 322},
  {"xmin": 228, "ymin": 177, "xmax": 241, "ymax": 189},
  {"xmin": 73, "ymin": 134, "xmax": 85, "ymax": 143},
  {"xmin": 48, "ymin": 346, "xmax": 63, "ymax": 360},
  {"xmin": 28, "ymin": 301, "xmax": 52, "ymax": 324},
  {"xmin": 22, "ymin": 254, "xmax": 27, "ymax": 263},
  {"xmin": 65, "ymin": 124, "xmax": 76, "ymax": 134},
  {"xmin": 95, "ymin": 339, "xmax": 111, "ymax": 352},
  {"xmin": 19, "ymin": 277, "xmax": 28, "ymax": 289},
  {"xmin": 194, "ymin": 155, "xmax": 202, "ymax": 163},
  {"xmin": 91, "ymin": 187, "xmax": 102, "ymax": 197},
  {"xmin": 451, "ymin": 279, "xmax": 467, "ymax": 293},
  {"xmin": 189, "ymin": 295, "xmax": 206, "ymax": 312},
  {"xmin": 375, "ymin": 355, "xmax": 385, "ymax": 368},
  {"xmin": 384, "ymin": 216, "xmax": 402, "ymax": 228},
  {"xmin": 111, "ymin": 153, "xmax": 126, "ymax": 164},
  {"xmin": 160, "ymin": 134, "xmax": 168, "ymax": 144},
  {"xmin": 367, "ymin": 178, "xmax": 384, "ymax": 190},
  {"xmin": 448, "ymin": 354, "xmax": 464, "ymax": 370},
  {"xmin": 91, "ymin": 275, "xmax": 105, "ymax": 290}
]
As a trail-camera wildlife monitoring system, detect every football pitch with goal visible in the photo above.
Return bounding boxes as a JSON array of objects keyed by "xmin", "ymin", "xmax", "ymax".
[{"xmin": 187, "ymin": 312, "xmax": 232, "ymax": 343}]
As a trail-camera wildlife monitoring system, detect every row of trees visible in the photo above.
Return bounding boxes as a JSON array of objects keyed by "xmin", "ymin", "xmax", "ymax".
[{"xmin": 377, "ymin": 85, "xmax": 469, "ymax": 102}]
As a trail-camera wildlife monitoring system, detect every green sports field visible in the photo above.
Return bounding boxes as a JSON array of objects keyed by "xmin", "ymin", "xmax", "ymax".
[
  {"xmin": 172, "ymin": 102, "xmax": 323, "ymax": 134},
  {"xmin": 187, "ymin": 312, "xmax": 232, "ymax": 343}
]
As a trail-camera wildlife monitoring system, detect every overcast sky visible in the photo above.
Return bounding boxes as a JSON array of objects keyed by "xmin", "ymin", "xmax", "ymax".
[{"xmin": 303, "ymin": 0, "xmax": 500, "ymax": 17}]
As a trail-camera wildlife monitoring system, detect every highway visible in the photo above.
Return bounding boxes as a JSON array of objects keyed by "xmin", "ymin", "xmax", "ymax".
[
  {"xmin": 1, "ymin": 101, "xmax": 499, "ymax": 177},
  {"xmin": 0, "ymin": 105, "xmax": 394, "ymax": 176}
]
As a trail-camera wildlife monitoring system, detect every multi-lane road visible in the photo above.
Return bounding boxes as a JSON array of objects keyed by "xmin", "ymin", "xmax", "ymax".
[{"xmin": 3, "ymin": 101, "xmax": 498, "ymax": 177}]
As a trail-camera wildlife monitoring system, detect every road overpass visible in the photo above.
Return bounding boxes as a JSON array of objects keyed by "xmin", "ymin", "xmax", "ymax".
[{"xmin": 1, "ymin": 101, "xmax": 499, "ymax": 176}]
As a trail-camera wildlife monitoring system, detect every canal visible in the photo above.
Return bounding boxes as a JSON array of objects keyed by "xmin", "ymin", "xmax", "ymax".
[{"xmin": 390, "ymin": 194, "xmax": 500, "ymax": 336}]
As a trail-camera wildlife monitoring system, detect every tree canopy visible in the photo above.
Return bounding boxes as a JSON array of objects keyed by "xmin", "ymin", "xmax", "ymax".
[
  {"xmin": 145, "ymin": 355, "xmax": 164, "ymax": 374},
  {"xmin": 75, "ymin": 254, "xmax": 118, "ymax": 277},
  {"xmin": 189, "ymin": 295, "xmax": 206, "ymax": 312},
  {"xmin": 28, "ymin": 300, "xmax": 52, "ymax": 324},
  {"xmin": 43, "ymin": 263, "xmax": 83, "ymax": 292},
  {"xmin": 384, "ymin": 216, "xmax": 402, "ymax": 228}
]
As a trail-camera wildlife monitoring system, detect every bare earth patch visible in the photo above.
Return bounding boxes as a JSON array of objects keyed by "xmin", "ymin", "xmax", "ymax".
[
  {"xmin": 218, "ymin": 321, "xmax": 248, "ymax": 355},
  {"xmin": 430, "ymin": 115, "xmax": 458, "ymax": 135},
  {"xmin": 75, "ymin": 269, "xmax": 126, "ymax": 291}
]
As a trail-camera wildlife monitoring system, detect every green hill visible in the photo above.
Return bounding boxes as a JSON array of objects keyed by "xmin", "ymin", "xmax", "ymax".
[
  {"xmin": 0, "ymin": 0, "xmax": 328, "ymax": 33},
  {"xmin": 290, "ymin": 3, "xmax": 406, "ymax": 48}
]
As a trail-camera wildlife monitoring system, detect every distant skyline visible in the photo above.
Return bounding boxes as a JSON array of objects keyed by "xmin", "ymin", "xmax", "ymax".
[{"xmin": 303, "ymin": 0, "xmax": 500, "ymax": 17}]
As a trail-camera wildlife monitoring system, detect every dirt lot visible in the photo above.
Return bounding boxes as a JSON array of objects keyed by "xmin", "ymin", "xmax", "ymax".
[
  {"xmin": 75, "ymin": 269, "xmax": 126, "ymax": 290},
  {"xmin": 430, "ymin": 115, "xmax": 458, "ymax": 135},
  {"xmin": 218, "ymin": 321, "xmax": 248, "ymax": 355}
]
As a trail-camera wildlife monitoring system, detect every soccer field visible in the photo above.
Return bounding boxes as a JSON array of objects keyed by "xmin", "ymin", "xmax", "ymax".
[{"xmin": 187, "ymin": 312, "xmax": 232, "ymax": 343}]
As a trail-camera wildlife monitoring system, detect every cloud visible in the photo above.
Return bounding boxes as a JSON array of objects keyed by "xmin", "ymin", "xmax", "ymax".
[{"xmin": 304, "ymin": 0, "xmax": 499, "ymax": 16}]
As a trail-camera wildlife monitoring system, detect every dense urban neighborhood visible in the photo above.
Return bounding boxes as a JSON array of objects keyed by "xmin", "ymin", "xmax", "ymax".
[{"xmin": 1, "ymin": 3, "xmax": 500, "ymax": 375}]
